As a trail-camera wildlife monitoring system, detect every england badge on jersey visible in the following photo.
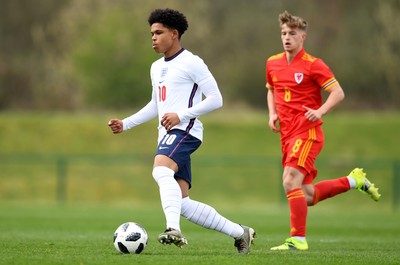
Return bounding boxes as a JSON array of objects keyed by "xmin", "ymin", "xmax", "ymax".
[
  {"xmin": 294, "ymin": 72, "xmax": 304, "ymax": 84},
  {"xmin": 160, "ymin": 67, "xmax": 168, "ymax": 78}
]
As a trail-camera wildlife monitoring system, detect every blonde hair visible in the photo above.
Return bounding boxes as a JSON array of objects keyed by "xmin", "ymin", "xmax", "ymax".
[{"xmin": 279, "ymin": 11, "xmax": 307, "ymax": 31}]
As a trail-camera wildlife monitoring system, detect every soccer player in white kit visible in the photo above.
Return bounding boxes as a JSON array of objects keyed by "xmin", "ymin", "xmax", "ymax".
[{"xmin": 108, "ymin": 8, "xmax": 255, "ymax": 254}]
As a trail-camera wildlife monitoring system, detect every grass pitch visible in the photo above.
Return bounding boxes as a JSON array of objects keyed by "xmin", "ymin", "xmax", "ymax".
[
  {"xmin": 0, "ymin": 205, "xmax": 399, "ymax": 265},
  {"xmin": 1, "ymin": 111, "xmax": 400, "ymax": 264}
]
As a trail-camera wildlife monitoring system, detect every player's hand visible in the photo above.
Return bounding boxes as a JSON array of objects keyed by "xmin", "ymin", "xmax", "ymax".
[
  {"xmin": 303, "ymin": 106, "xmax": 323, "ymax": 122},
  {"xmin": 268, "ymin": 113, "xmax": 280, "ymax": 133},
  {"xmin": 161, "ymin": 113, "xmax": 180, "ymax": 132},
  {"xmin": 108, "ymin": 119, "xmax": 123, "ymax": 134}
]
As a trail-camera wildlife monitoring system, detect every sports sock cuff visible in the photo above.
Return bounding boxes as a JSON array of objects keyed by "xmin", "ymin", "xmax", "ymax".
[
  {"xmin": 286, "ymin": 188, "xmax": 304, "ymax": 199},
  {"xmin": 152, "ymin": 166, "xmax": 175, "ymax": 183},
  {"xmin": 347, "ymin": 176, "xmax": 356, "ymax": 189}
]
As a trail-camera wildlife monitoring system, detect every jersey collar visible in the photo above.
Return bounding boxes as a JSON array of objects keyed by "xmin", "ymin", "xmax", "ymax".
[
  {"xmin": 286, "ymin": 48, "xmax": 305, "ymax": 64},
  {"xmin": 164, "ymin": 48, "xmax": 185, "ymax": 62}
]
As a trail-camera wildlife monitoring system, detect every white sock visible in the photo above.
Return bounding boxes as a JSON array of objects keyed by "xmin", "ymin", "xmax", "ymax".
[
  {"xmin": 152, "ymin": 166, "xmax": 182, "ymax": 231},
  {"xmin": 347, "ymin": 176, "xmax": 356, "ymax": 189},
  {"xmin": 293, "ymin": 236, "xmax": 306, "ymax": 242},
  {"xmin": 181, "ymin": 197, "xmax": 244, "ymax": 238}
]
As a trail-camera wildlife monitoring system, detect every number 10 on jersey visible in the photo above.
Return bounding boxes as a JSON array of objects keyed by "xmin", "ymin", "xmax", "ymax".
[{"xmin": 158, "ymin": 85, "xmax": 166, "ymax": 102}]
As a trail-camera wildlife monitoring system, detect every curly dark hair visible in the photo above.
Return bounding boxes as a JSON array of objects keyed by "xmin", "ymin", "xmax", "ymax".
[{"xmin": 148, "ymin": 8, "xmax": 189, "ymax": 39}]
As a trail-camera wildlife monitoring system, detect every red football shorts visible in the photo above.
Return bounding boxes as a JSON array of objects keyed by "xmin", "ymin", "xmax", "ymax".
[{"xmin": 281, "ymin": 126, "xmax": 324, "ymax": 184}]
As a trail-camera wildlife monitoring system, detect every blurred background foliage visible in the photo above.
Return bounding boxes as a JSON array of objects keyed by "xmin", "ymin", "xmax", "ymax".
[{"xmin": 1, "ymin": 0, "xmax": 399, "ymax": 111}]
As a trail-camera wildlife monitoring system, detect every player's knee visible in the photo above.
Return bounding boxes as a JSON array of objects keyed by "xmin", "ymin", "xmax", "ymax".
[
  {"xmin": 282, "ymin": 181, "xmax": 292, "ymax": 192},
  {"xmin": 301, "ymin": 186, "xmax": 316, "ymax": 205},
  {"xmin": 282, "ymin": 177, "xmax": 299, "ymax": 192},
  {"xmin": 152, "ymin": 166, "xmax": 175, "ymax": 184},
  {"xmin": 305, "ymin": 193, "xmax": 316, "ymax": 206},
  {"xmin": 282, "ymin": 168, "xmax": 303, "ymax": 191}
]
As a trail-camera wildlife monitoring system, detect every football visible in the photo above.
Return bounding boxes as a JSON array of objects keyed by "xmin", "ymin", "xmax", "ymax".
[{"xmin": 113, "ymin": 222, "xmax": 148, "ymax": 254}]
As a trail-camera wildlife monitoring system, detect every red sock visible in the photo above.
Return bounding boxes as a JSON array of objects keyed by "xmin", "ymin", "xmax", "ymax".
[
  {"xmin": 313, "ymin": 177, "xmax": 350, "ymax": 205},
  {"xmin": 287, "ymin": 188, "xmax": 307, "ymax": 237}
]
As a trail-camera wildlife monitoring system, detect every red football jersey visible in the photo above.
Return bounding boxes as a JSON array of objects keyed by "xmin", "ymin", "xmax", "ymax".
[{"xmin": 266, "ymin": 49, "xmax": 338, "ymax": 140}]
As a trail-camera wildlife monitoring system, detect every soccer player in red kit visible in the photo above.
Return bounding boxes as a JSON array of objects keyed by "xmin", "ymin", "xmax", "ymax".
[{"xmin": 266, "ymin": 11, "xmax": 381, "ymax": 250}]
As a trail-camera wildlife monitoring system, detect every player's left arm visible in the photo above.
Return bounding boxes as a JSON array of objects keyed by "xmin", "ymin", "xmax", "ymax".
[
  {"xmin": 303, "ymin": 84, "xmax": 345, "ymax": 122},
  {"xmin": 177, "ymin": 77, "xmax": 223, "ymax": 121},
  {"xmin": 162, "ymin": 78, "xmax": 223, "ymax": 131}
]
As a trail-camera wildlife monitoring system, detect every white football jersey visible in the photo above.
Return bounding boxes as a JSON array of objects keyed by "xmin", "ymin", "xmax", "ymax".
[{"xmin": 123, "ymin": 49, "xmax": 222, "ymax": 143}]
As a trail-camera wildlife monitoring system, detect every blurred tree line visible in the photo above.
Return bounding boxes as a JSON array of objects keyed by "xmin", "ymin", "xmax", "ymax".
[{"xmin": 1, "ymin": 0, "xmax": 399, "ymax": 111}]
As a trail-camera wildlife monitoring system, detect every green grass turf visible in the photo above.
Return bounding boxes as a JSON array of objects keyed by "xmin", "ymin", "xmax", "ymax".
[
  {"xmin": 0, "ymin": 205, "xmax": 399, "ymax": 265},
  {"xmin": 0, "ymin": 110, "xmax": 399, "ymax": 208},
  {"xmin": 0, "ymin": 110, "xmax": 400, "ymax": 264}
]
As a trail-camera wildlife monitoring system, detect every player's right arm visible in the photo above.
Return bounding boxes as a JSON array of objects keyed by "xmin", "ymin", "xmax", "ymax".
[
  {"xmin": 108, "ymin": 119, "xmax": 123, "ymax": 134},
  {"xmin": 267, "ymin": 89, "xmax": 280, "ymax": 133},
  {"xmin": 108, "ymin": 89, "xmax": 158, "ymax": 134},
  {"xmin": 266, "ymin": 59, "xmax": 280, "ymax": 133}
]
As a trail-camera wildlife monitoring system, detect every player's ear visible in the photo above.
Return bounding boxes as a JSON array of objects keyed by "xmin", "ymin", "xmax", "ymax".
[{"xmin": 172, "ymin": 29, "xmax": 179, "ymax": 40}]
